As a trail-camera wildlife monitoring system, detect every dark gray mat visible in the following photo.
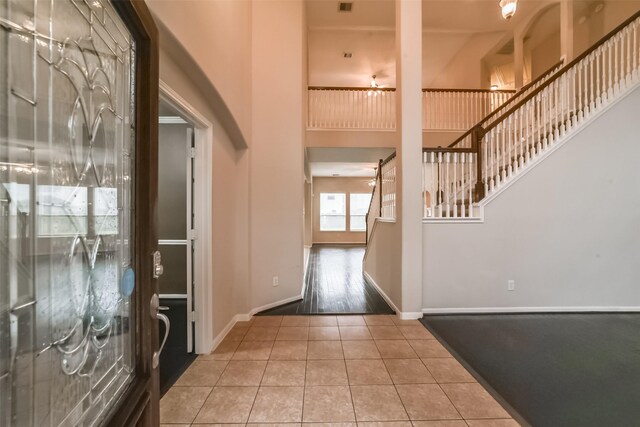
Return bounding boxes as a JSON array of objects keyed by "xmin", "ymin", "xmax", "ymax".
[{"xmin": 421, "ymin": 313, "xmax": 640, "ymax": 427}]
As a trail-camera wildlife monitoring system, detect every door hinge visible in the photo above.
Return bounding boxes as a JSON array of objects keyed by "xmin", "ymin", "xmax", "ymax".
[
  {"xmin": 191, "ymin": 310, "xmax": 196, "ymax": 323},
  {"xmin": 189, "ymin": 229, "xmax": 198, "ymax": 240},
  {"xmin": 189, "ymin": 147, "xmax": 197, "ymax": 158}
]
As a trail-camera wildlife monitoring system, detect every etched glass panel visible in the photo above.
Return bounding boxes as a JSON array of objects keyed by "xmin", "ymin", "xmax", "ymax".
[{"xmin": 0, "ymin": 0, "xmax": 136, "ymax": 425}]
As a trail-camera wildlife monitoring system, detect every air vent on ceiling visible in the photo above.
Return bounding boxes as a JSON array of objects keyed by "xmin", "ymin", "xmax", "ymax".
[
  {"xmin": 338, "ymin": 2, "xmax": 353, "ymax": 12},
  {"xmin": 343, "ymin": 52, "xmax": 353, "ymax": 58}
]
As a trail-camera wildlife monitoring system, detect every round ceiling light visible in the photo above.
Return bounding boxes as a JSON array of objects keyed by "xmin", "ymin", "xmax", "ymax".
[{"xmin": 499, "ymin": 0, "xmax": 518, "ymax": 20}]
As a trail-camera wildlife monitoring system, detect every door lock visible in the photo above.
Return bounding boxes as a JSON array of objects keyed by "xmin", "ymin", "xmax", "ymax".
[{"xmin": 152, "ymin": 250, "xmax": 163, "ymax": 278}]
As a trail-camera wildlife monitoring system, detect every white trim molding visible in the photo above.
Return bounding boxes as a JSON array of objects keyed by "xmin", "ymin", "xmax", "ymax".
[
  {"xmin": 364, "ymin": 272, "xmax": 423, "ymax": 320},
  {"xmin": 160, "ymin": 80, "xmax": 215, "ymax": 355},
  {"xmin": 422, "ymin": 306, "xmax": 640, "ymax": 314}
]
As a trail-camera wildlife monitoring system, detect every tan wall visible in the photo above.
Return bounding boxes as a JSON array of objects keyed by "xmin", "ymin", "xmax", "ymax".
[
  {"xmin": 250, "ymin": 0, "xmax": 306, "ymax": 308},
  {"xmin": 147, "ymin": 0, "xmax": 252, "ymax": 141},
  {"xmin": 304, "ymin": 180, "xmax": 313, "ymax": 247},
  {"xmin": 312, "ymin": 177, "xmax": 373, "ymax": 244},
  {"xmin": 158, "ymin": 45, "xmax": 251, "ymax": 339},
  {"xmin": 363, "ymin": 220, "xmax": 402, "ymax": 310}
]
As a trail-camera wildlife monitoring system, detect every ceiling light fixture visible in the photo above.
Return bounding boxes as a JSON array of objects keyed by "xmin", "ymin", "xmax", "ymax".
[{"xmin": 499, "ymin": 0, "xmax": 517, "ymax": 20}]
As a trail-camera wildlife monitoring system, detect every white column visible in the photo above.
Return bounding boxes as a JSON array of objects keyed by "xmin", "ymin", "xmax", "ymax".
[
  {"xmin": 561, "ymin": 0, "xmax": 575, "ymax": 62},
  {"xmin": 514, "ymin": 30, "xmax": 524, "ymax": 89},
  {"xmin": 396, "ymin": 0, "xmax": 423, "ymax": 318}
]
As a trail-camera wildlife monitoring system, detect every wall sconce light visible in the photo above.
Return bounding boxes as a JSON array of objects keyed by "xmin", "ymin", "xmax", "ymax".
[
  {"xmin": 499, "ymin": 0, "xmax": 517, "ymax": 20},
  {"xmin": 490, "ymin": 84, "xmax": 499, "ymax": 91},
  {"xmin": 370, "ymin": 75, "xmax": 379, "ymax": 89}
]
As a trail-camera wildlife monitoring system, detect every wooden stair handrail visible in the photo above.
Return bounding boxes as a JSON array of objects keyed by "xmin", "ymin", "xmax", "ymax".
[
  {"xmin": 447, "ymin": 59, "xmax": 565, "ymax": 148},
  {"xmin": 483, "ymin": 9, "xmax": 640, "ymax": 135}
]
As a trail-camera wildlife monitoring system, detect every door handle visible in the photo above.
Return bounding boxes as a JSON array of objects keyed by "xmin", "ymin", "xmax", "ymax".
[{"xmin": 151, "ymin": 294, "xmax": 170, "ymax": 369}]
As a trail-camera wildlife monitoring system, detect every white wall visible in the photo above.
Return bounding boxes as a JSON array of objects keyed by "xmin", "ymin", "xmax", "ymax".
[
  {"xmin": 250, "ymin": 0, "xmax": 306, "ymax": 309},
  {"xmin": 422, "ymin": 86, "xmax": 640, "ymax": 312}
]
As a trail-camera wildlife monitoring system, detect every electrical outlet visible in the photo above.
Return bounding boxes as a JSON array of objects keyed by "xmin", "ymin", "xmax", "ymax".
[
  {"xmin": 272, "ymin": 276, "xmax": 279, "ymax": 287},
  {"xmin": 507, "ymin": 279, "xmax": 515, "ymax": 291}
]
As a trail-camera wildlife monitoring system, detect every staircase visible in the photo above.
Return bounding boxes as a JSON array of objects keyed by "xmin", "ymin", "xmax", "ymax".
[{"xmin": 422, "ymin": 10, "xmax": 640, "ymax": 220}]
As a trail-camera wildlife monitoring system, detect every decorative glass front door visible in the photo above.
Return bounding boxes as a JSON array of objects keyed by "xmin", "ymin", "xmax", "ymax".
[{"xmin": 0, "ymin": 0, "xmax": 141, "ymax": 424}]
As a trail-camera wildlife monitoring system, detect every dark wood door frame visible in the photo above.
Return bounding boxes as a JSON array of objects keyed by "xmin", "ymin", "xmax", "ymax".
[{"xmin": 106, "ymin": 1, "xmax": 160, "ymax": 425}]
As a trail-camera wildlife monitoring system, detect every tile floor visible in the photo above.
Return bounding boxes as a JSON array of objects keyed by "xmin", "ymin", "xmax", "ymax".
[{"xmin": 160, "ymin": 315, "xmax": 520, "ymax": 427}]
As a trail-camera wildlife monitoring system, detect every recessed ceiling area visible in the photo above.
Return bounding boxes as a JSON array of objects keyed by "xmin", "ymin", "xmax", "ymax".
[{"xmin": 307, "ymin": 147, "xmax": 395, "ymax": 177}]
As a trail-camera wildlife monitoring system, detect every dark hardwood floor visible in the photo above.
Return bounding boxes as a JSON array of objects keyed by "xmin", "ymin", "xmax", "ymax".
[
  {"xmin": 421, "ymin": 313, "xmax": 640, "ymax": 427},
  {"xmin": 258, "ymin": 245, "xmax": 394, "ymax": 315}
]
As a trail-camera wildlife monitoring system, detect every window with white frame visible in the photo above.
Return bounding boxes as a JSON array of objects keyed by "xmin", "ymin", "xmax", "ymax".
[
  {"xmin": 350, "ymin": 193, "xmax": 372, "ymax": 232},
  {"xmin": 319, "ymin": 193, "xmax": 346, "ymax": 231}
]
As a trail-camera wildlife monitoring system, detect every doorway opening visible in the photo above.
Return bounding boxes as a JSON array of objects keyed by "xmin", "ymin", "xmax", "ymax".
[
  {"xmin": 259, "ymin": 147, "xmax": 395, "ymax": 315},
  {"xmin": 156, "ymin": 82, "xmax": 214, "ymax": 394}
]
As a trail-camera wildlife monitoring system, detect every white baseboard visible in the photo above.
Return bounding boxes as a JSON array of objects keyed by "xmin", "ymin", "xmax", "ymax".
[
  {"xmin": 422, "ymin": 306, "xmax": 640, "ymax": 314},
  {"xmin": 249, "ymin": 294, "xmax": 304, "ymax": 316},
  {"xmin": 363, "ymin": 272, "xmax": 423, "ymax": 320}
]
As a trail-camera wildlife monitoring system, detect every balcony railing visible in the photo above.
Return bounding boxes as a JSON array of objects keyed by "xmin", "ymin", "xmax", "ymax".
[
  {"xmin": 422, "ymin": 89, "xmax": 514, "ymax": 131},
  {"xmin": 307, "ymin": 87, "xmax": 515, "ymax": 131}
]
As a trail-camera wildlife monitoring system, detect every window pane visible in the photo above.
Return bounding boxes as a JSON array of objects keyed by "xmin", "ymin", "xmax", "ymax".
[
  {"xmin": 350, "ymin": 193, "xmax": 372, "ymax": 215},
  {"xmin": 320, "ymin": 193, "xmax": 346, "ymax": 231},
  {"xmin": 350, "ymin": 193, "xmax": 372, "ymax": 231},
  {"xmin": 320, "ymin": 193, "xmax": 346, "ymax": 215},
  {"xmin": 350, "ymin": 215, "xmax": 366, "ymax": 231},
  {"xmin": 320, "ymin": 215, "xmax": 346, "ymax": 231}
]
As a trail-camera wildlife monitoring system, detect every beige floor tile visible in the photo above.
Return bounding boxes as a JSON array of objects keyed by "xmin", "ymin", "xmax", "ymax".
[
  {"xmin": 237, "ymin": 318, "xmax": 255, "ymax": 326},
  {"xmin": 345, "ymin": 359, "xmax": 392, "ymax": 385},
  {"xmin": 411, "ymin": 421, "xmax": 468, "ymax": 427},
  {"xmin": 232, "ymin": 341, "xmax": 274, "ymax": 360},
  {"xmin": 392, "ymin": 318, "xmax": 423, "ymax": 326},
  {"xmin": 350, "ymin": 385, "xmax": 408, "ymax": 421},
  {"xmin": 396, "ymin": 384, "xmax": 461, "ymax": 421},
  {"xmin": 303, "ymin": 423, "xmax": 356, "ymax": 427},
  {"xmin": 339, "ymin": 326, "xmax": 372, "ymax": 340},
  {"xmin": 359, "ymin": 423, "xmax": 413, "ymax": 427},
  {"xmin": 248, "ymin": 386, "xmax": 304, "ymax": 423},
  {"xmin": 422, "ymin": 358, "xmax": 475, "ymax": 384},
  {"xmin": 193, "ymin": 386, "xmax": 258, "ymax": 423},
  {"xmin": 303, "ymin": 386, "xmax": 356, "ymax": 422},
  {"xmin": 174, "ymin": 360, "xmax": 228, "ymax": 387},
  {"xmin": 341, "ymin": 340, "xmax": 381, "ymax": 359},
  {"xmin": 282, "ymin": 316, "xmax": 311, "ymax": 326},
  {"xmin": 159, "ymin": 386, "xmax": 211, "ymax": 424},
  {"xmin": 160, "ymin": 424, "xmax": 191, "ymax": 427},
  {"xmin": 399, "ymin": 326, "xmax": 434, "ymax": 340},
  {"xmin": 277, "ymin": 327, "xmax": 310, "ymax": 341},
  {"xmin": 261, "ymin": 360, "xmax": 306, "ymax": 386},
  {"xmin": 363, "ymin": 315, "xmax": 397, "ymax": 326},
  {"xmin": 441, "ymin": 383, "xmax": 510, "ymax": 420},
  {"xmin": 193, "ymin": 424, "xmax": 246, "ymax": 427},
  {"xmin": 306, "ymin": 360, "xmax": 349, "ymax": 385},
  {"xmin": 270, "ymin": 340, "xmax": 308, "ymax": 360},
  {"xmin": 217, "ymin": 360, "xmax": 267, "ymax": 386},
  {"xmin": 337, "ymin": 315, "xmax": 366, "ymax": 326},
  {"xmin": 407, "ymin": 340, "xmax": 451, "ymax": 358},
  {"xmin": 226, "ymin": 325, "xmax": 250, "ymax": 341},
  {"xmin": 309, "ymin": 326, "xmax": 341, "ymax": 341},
  {"xmin": 246, "ymin": 424, "xmax": 302, "ymax": 427},
  {"xmin": 308, "ymin": 341, "xmax": 344, "ymax": 360},
  {"xmin": 465, "ymin": 420, "xmax": 520, "ymax": 427},
  {"xmin": 369, "ymin": 326, "xmax": 404, "ymax": 340},
  {"xmin": 310, "ymin": 316, "xmax": 338, "ymax": 326},
  {"xmin": 383, "ymin": 359, "xmax": 435, "ymax": 384},
  {"xmin": 199, "ymin": 339, "xmax": 239, "ymax": 361},
  {"xmin": 375, "ymin": 340, "xmax": 418, "ymax": 359},
  {"xmin": 244, "ymin": 326, "xmax": 280, "ymax": 341},
  {"xmin": 253, "ymin": 316, "xmax": 283, "ymax": 327}
]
